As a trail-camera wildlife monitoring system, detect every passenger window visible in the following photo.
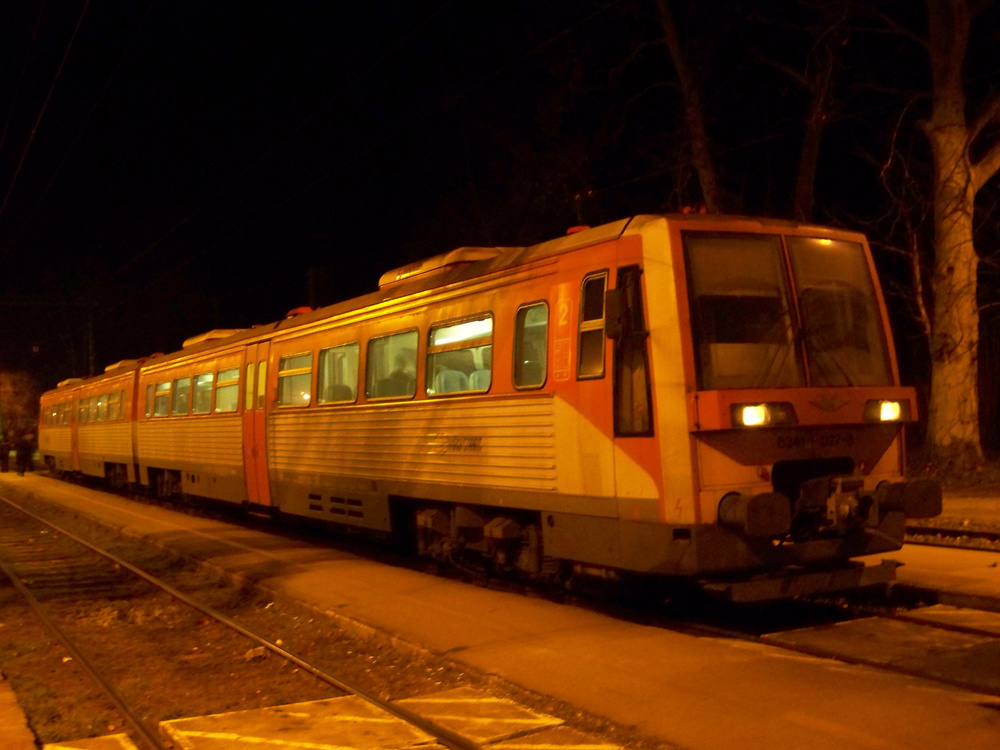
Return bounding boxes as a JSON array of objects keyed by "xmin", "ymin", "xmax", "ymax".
[
  {"xmin": 578, "ymin": 272, "xmax": 607, "ymax": 379},
  {"xmin": 78, "ymin": 399, "xmax": 88, "ymax": 423},
  {"xmin": 192, "ymin": 372, "xmax": 213, "ymax": 413},
  {"xmin": 154, "ymin": 382, "xmax": 171, "ymax": 417},
  {"xmin": 514, "ymin": 303, "xmax": 548, "ymax": 388},
  {"xmin": 215, "ymin": 368, "xmax": 239, "ymax": 413},
  {"xmin": 107, "ymin": 391, "xmax": 121, "ymax": 421},
  {"xmin": 427, "ymin": 316, "xmax": 493, "ymax": 395},
  {"xmin": 318, "ymin": 343, "xmax": 359, "ymax": 403},
  {"xmin": 173, "ymin": 377, "xmax": 191, "ymax": 415},
  {"xmin": 277, "ymin": 353, "xmax": 313, "ymax": 406},
  {"xmin": 256, "ymin": 361, "xmax": 267, "ymax": 410},
  {"xmin": 245, "ymin": 364, "xmax": 255, "ymax": 411},
  {"xmin": 366, "ymin": 331, "xmax": 418, "ymax": 399},
  {"xmin": 145, "ymin": 385, "xmax": 153, "ymax": 418},
  {"xmin": 89, "ymin": 395, "xmax": 100, "ymax": 422}
]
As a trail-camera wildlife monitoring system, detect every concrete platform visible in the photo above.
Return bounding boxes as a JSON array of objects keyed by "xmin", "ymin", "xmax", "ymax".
[
  {"xmin": 394, "ymin": 687, "xmax": 563, "ymax": 744},
  {"xmin": 160, "ymin": 687, "xmax": 573, "ymax": 750},
  {"xmin": 0, "ymin": 673, "xmax": 36, "ymax": 750},
  {"xmin": 161, "ymin": 695, "xmax": 437, "ymax": 749},
  {"xmin": 762, "ymin": 612, "xmax": 1000, "ymax": 695},
  {"xmin": 892, "ymin": 543, "xmax": 1000, "ymax": 608}
]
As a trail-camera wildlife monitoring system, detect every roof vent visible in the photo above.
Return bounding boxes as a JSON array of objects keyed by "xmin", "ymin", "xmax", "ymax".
[
  {"xmin": 104, "ymin": 359, "xmax": 139, "ymax": 373},
  {"xmin": 182, "ymin": 329, "xmax": 246, "ymax": 348},
  {"xmin": 378, "ymin": 246, "xmax": 505, "ymax": 289},
  {"xmin": 286, "ymin": 306, "xmax": 313, "ymax": 318},
  {"xmin": 57, "ymin": 378, "xmax": 84, "ymax": 388},
  {"xmin": 566, "ymin": 225, "xmax": 590, "ymax": 234}
]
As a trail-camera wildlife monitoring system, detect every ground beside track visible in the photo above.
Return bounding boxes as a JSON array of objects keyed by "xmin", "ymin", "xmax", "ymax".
[
  {"xmin": 3, "ymin": 473, "xmax": 1000, "ymax": 750},
  {"xmin": 0, "ymin": 499, "xmax": 470, "ymax": 745},
  {"xmin": 0, "ymin": 479, "xmax": 665, "ymax": 750}
]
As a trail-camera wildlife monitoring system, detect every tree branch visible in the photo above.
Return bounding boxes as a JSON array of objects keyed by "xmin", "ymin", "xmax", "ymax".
[
  {"xmin": 972, "ymin": 137, "xmax": 1000, "ymax": 192},
  {"xmin": 969, "ymin": 91, "xmax": 1000, "ymax": 143}
]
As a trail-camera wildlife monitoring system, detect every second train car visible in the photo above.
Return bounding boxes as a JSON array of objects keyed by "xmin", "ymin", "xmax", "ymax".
[{"xmin": 39, "ymin": 214, "xmax": 941, "ymax": 600}]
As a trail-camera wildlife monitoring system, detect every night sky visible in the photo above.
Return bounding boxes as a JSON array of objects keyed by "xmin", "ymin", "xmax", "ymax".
[{"xmin": 0, "ymin": 1, "xmax": 996, "ymax": 395}]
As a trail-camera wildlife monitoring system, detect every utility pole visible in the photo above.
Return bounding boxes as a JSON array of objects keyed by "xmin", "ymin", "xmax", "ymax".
[{"xmin": 0, "ymin": 295, "xmax": 95, "ymax": 377}]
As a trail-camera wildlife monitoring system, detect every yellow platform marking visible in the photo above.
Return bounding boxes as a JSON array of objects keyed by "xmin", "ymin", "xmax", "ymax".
[
  {"xmin": 492, "ymin": 725, "xmax": 623, "ymax": 749},
  {"xmin": 169, "ymin": 732, "xmax": 364, "ymax": 749},
  {"xmin": 161, "ymin": 695, "xmax": 434, "ymax": 750},
  {"xmin": 396, "ymin": 686, "xmax": 562, "ymax": 743},
  {"xmin": 43, "ymin": 735, "xmax": 138, "ymax": 750}
]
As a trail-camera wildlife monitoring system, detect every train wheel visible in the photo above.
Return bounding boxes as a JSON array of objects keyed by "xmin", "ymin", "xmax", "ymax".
[{"xmin": 154, "ymin": 469, "xmax": 179, "ymax": 500}]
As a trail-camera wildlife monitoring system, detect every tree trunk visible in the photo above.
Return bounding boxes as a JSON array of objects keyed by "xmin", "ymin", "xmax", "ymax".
[
  {"xmin": 925, "ymin": 140, "xmax": 981, "ymax": 470},
  {"xmin": 922, "ymin": 0, "xmax": 984, "ymax": 471},
  {"xmin": 655, "ymin": 0, "xmax": 727, "ymax": 213}
]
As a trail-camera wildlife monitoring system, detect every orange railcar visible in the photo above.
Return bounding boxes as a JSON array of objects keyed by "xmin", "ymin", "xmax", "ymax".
[{"xmin": 39, "ymin": 215, "xmax": 940, "ymax": 599}]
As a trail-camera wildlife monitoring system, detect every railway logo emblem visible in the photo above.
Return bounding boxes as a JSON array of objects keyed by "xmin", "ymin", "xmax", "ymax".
[{"xmin": 810, "ymin": 394, "xmax": 849, "ymax": 411}]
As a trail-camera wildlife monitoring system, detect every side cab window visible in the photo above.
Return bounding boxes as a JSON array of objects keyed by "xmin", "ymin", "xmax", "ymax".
[{"xmin": 578, "ymin": 272, "xmax": 608, "ymax": 379}]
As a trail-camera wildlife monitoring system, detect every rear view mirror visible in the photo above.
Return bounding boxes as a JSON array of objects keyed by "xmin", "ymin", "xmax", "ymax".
[{"xmin": 605, "ymin": 288, "xmax": 622, "ymax": 339}]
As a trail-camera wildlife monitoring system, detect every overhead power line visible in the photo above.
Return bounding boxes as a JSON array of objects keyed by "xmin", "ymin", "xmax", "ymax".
[
  {"xmin": 0, "ymin": 0, "xmax": 92, "ymax": 254},
  {"xmin": 0, "ymin": 2, "xmax": 45, "ymax": 161},
  {"xmin": 4, "ymin": 0, "xmax": 158, "ymax": 258}
]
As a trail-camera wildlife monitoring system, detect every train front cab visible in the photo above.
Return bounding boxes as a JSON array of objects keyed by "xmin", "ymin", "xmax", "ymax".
[{"xmin": 616, "ymin": 216, "xmax": 941, "ymax": 598}]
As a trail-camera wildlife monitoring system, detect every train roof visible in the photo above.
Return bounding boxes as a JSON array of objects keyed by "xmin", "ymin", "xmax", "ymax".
[{"xmin": 42, "ymin": 213, "xmax": 867, "ymax": 394}]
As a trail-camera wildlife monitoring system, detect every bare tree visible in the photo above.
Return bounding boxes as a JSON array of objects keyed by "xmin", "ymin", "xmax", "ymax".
[
  {"xmin": 0, "ymin": 370, "xmax": 40, "ymax": 441},
  {"xmin": 752, "ymin": 2, "xmax": 851, "ymax": 221},
  {"xmin": 654, "ymin": 0, "xmax": 732, "ymax": 213},
  {"xmin": 918, "ymin": 0, "xmax": 1000, "ymax": 470}
]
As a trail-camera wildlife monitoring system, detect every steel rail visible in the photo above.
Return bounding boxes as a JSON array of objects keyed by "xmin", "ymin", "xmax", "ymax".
[
  {"xmin": 905, "ymin": 524, "xmax": 1000, "ymax": 549},
  {"xmin": 0, "ymin": 559, "xmax": 169, "ymax": 750},
  {"xmin": 0, "ymin": 493, "xmax": 484, "ymax": 750}
]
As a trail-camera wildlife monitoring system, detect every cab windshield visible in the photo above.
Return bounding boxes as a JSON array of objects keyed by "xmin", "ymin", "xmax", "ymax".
[{"xmin": 684, "ymin": 232, "xmax": 892, "ymax": 390}]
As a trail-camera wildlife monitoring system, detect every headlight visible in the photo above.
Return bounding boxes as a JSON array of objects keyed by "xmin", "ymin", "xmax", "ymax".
[
  {"xmin": 864, "ymin": 399, "xmax": 911, "ymax": 422},
  {"xmin": 731, "ymin": 402, "xmax": 797, "ymax": 427},
  {"xmin": 880, "ymin": 401, "xmax": 900, "ymax": 421},
  {"xmin": 741, "ymin": 404, "xmax": 768, "ymax": 426}
]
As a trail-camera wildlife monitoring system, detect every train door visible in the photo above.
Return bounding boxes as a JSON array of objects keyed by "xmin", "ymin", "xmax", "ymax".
[
  {"xmin": 558, "ymin": 268, "xmax": 618, "ymax": 498},
  {"xmin": 242, "ymin": 341, "xmax": 272, "ymax": 507},
  {"xmin": 609, "ymin": 264, "xmax": 659, "ymax": 515}
]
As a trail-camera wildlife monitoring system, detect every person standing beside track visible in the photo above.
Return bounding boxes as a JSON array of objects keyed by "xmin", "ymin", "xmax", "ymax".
[{"xmin": 15, "ymin": 433, "xmax": 33, "ymax": 476}]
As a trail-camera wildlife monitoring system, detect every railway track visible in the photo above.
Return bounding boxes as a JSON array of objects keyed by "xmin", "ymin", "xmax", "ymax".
[
  {"xmin": 0, "ymin": 493, "xmax": 486, "ymax": 750},
  {"xmin": 667, "ymin": 589, "xmax": 1000, "ymax": 699},
  {"xmin": 759, "ymin": 601, "xmax": 1000, "ymax": 697},
  {"xmin": 905, "ymin": 523, "xmax": 1000, "ymax": 551}
]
